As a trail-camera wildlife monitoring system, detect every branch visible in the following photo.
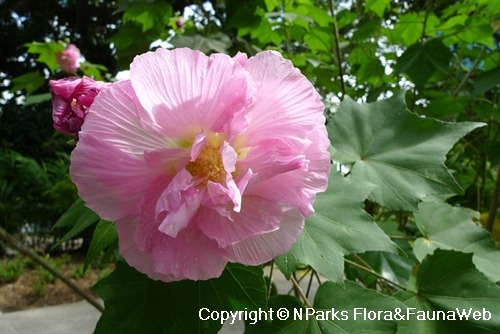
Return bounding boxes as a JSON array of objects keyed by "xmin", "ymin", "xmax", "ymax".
[
  {"xmin": 290, "ymin": 275, "xmax": 312, "ymax": 308},
  {"xmin": 453, "ymin": 46, "xmax": 487, "ymax": 96},
  {"xmin": 0, "ymin": 226, "xmax": 104, "ymax": 313},
  {"xmin": 344, "ymin": 258, "xmax": 407, "ymax": 291},
  {"xmin": 487, "ymin": 166, "xmax": 500, "ymax": 232},
  {"xmin": 328, "ymin": 0, "xmax": 346, "ymax": 98}
]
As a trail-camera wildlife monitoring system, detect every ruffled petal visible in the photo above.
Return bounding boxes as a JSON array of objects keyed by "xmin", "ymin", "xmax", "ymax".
[
  {"xmin": 130, "ymin": 48, "xmax": 255, "ymax": 139},
  {"xmin": 81, "ymin": 80, "xmax": 176, "ymax": 155},
  {"xmin": 238, "ymin": 137, "xmax": 310, "ymax": 181},
  {"xmin": 151, "ymin": 223, "xmax": 228, "ymax": 281},
  {"xmin": 156, "ymin": 169, "xmax": 203, "ymax": 238},
  {"xmin": 248, "ymin": 124, "xmax": 331, "ymax": 217},
  {"xmin": 70, "ymin": 135, "xmax": 167, "ymax": 221},
  {"xmin": 227, "ymin": 207, "xmax": 305, "ymax": 265},
  {"xmin": 242, "ymin": 51, "xmax": 324, "ymax": 145},
  {"xmin": 197, "ymin": 196, "xmax": 282, "ymax": 248}
]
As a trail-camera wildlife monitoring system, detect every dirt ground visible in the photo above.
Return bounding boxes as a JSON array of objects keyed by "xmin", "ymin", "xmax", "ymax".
[{"xmin": 0, "ymin": 266, "xmax": 101, "ymax": 312}]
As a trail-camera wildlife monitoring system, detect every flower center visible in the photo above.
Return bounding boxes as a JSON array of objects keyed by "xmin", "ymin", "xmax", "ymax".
[{"xmin": 187, "ymin": 145, "xmax": 224, "ymax": 183}]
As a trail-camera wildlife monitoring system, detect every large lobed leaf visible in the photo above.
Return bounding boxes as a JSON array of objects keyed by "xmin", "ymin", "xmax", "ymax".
[
  {"xmin": 247, "ymin": 280, "xmax": 406, "ymax": 333},
  {"xmin": 413, "ymin": 202, "xmax": 500, "ymax": 283},
  {"xmin": 275, "ymin": 171, "xmax": 396, "ymax": 282},
  {"xmin": 395, "ymin": 250, "xmax": 500, "ymax": 333},
  {"xmin": 93, "ymin": 262, "xmax": 267, "ymax": 334},
  {"xmin": 328, "ymin": 92, "xmax": 484, "ymax": 211}
]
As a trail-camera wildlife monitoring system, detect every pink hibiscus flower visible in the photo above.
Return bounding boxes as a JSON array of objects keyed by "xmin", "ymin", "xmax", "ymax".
[
  {"xmin": 70, "ymin": 48, "xmax": 330, "ymax": 282},
  {"xmin": 56, "ymin": 44, "xmax": 81, "ymax": 74},
  {"xmin": 50, "ymin": 76, "xmax": 110, "ymax": 136}
]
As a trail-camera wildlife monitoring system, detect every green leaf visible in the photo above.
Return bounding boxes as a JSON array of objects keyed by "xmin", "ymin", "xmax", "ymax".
[
  {"xmin": 24, "ymin": 41, "xmax": 66, "ymax": 72},
  {"xmin": 473, "ymin": 67, "xmax": 500, "ymax": 96},
  {"xmin": 248, "ymin": 281, "xmax": 406, "ymax": 333},
  {"xmin": 170, "ymin": 33, "xmax": 232, "ymax": 54},
  {"xmin": 84, "ymin": 220, "xmax": 117, "ymax": 271},
  {"xmin": 396, "ymin": 39, "xmax": 452, "ymax": 88},
  {"xmin": 23, "ymin": 93, "xmax": 52, "ymax": 107},
  {"xmin": 122, "ymin": 1, "xmax": 172, "ymax": 32},
  {"xmin": 275, "ymin": 171, "xmax": 396, "ymax": 282},
  {"xmin": 93, "ymin": 262, "xmax": 267, "ymax": 334},
  {"xmin": 387, "ymin": 13, "xmax": 439, "ymax": 46},
  {"xmin": 394, "ymin": 250, "xmax": 500, "ymax": 333},
  {"xmin": 80, "ymin": 61, "xmax": 108, "ymax": 81},
  {"xmin": 366, "ymin": 0, "xmax": 391, "ymax": 18},
  {"xmin": 413, "ymin": 202, "xmax": 500, "ymax": 282},
  {"xmin": 328, "ymin": 92, "xmax": 485, "ymax": 211},
  {"xmin": 11, "ymin": 72, "xmax": 45, "ymax": 94},
  {"xmin": 51, "ymin": 198, "xmax": 99, "ymax": 249}
]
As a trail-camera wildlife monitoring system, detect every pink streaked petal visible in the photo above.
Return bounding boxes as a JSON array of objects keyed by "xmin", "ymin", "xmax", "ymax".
[
  {"xmin": 242, "ymin": 51, "xmax": 324, "ymax": 145},
  {"xmin": 238, "ymin": 137, "xmax": 310, "ymax": 181},
  {"xmin": 70, "ymin": 135, "xmax": 166, "ymax": 221},
  {"xmin": 190, "ymin": 132, "xmax": 207, "ymax": 161},
  {"xmin": 248, "ymin": 125, "xmax": 331, "ymax": 217},
  {"xmin": 198, "ymin": 196, "xmax": 282, "ymax": 248},
  {"xmin": 233, "ymin": 52, "xmax": 248, "ymax": 67},
  {"xmin": 150, "ymin": 223, "xmax": 228, "ymax": 281},
  {"xmin": 144, "ymin": 147, "xmax": 190, "ymax": 175},
  {"xmin": 157, "ymin": 169, "xmax": 203, "ymax": 238},
  {"xmin": 82, "ymin": 80, "xmax": 175, "ymax": 156},
  {"xmin": 130, "ymin": 48, "xmax": 255, "ymax": 139},
  {"xmin": 117, "ymin": 218, "xmax": 170, "ymax": 282},
  {"xmin": 220, "ymin": 141, "xmax": 238, "ymax": 174},
  {"xmin": 227, "ymin": 207, "xmax": 305, "ymax": 265}
]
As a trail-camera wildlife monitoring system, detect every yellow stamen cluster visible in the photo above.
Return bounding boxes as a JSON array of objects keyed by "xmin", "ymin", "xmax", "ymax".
[{"xmin": 188, "ymin": 145, "xmax": 224, "ymax": 183}]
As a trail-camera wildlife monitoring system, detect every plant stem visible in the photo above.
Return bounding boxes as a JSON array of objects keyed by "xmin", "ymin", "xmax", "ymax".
[
  {"xmin": 487, "ymin": 166, "xmax": 500, "ymax": 232},
  {"xmin": 328, "ymin": 0, "xmax": 346, "ymax": 98},
  {"xmin": 290, "ymin": 275, "xmax": 312, "ymax": 307},
  {"xmin": 344, "ymin": 258, "xmax": 407, "ymax": 291},
  {"xmin": 267, "ymin": 261, "xmax": 274, "ymax": 300},
  {"xmin": 453, "ymin": 46, "xmax": 486, "ymax": 96},
  {"xmin": 0, "ymin": 226, "xmax": 104, "ymax": 313}
]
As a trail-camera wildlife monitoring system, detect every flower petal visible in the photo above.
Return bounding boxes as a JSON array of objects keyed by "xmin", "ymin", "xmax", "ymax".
[
  {"xmin": 238, "ymin": 137, "xmax": 310, "ymax": 181},
  {"xmin": 81, "ymin": 80, "xmax": 175, "ymax": 155},
  {"xmin": 227, "ymin": 207, "xmax": 305, "ymax": 265},
  {"xmin": 70, "ymin": 135, "xmax": 167, "ymax": 221},
  {"xmin": 248, "ymin": 124, "xmax": 331, "ymax": 216},
  {"xmin": 151, "ymin": 223, "xmax": 228, "ymax": 281},
  {"xmin": 130, "ymin": 48, "xmax": 255, "ymax": 139},
  {"xmin": 156, "ymin": 169, "xmax": 203, "ymax": 238},
  {"xmin": 198, "ymin": 196, "xmax": 282, "ymax": 248},
  {"xmin": 242, "ymin": 51, "xmax": 324, "ymax": 145}
]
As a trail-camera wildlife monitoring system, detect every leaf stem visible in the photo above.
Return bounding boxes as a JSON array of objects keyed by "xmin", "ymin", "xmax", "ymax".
[
  {"xmin": 290, "ymin": 275, "xmax": 312, "ymax": 307},
  {"xmin": 344, "ymin": 258, "xmax": 407, "ymax": 291}
]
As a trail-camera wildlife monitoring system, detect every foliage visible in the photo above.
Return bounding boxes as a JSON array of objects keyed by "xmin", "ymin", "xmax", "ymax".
[{"xmin": 1, "ymin": 0, "xmax": 499, "ymax": 333}]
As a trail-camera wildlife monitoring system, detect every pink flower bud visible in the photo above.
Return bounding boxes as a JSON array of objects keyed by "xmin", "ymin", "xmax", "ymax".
[
  {"xmin": 175, "ymin": 19, "xmax": 184, "ymax": 28},
  {"xmin": 49, "ymin": 76, "xmax": 110, "ymax": 136},
  {"xmin": 55, "ymin": 44, "xmax": 81, "ymax": 74}
]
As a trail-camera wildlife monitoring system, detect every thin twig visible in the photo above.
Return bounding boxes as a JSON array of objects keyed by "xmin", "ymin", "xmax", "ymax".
[
  {"xmin": 328, "ymin": 0, "xmax": 346, "ymax": 98},
  {"xmin": 352, "ymin": 254, "xmax": 392, "ymax": 293},
  {"xmin": 344, "ymin": 258, "xmax": 407, "ymax": 291},
  {"xmin": 487, "ymin": 166, "xmax": 500, "ymax": 232},
  {"xmin": 267, "ymin": 261, "xmax": 274, "ymax": 300},
  {"xmin": 0, "ymin": 226, "xmax": 104, "ymax": 313},
  {"xmin": 453, "ymin": 46, "xmax": 487, "ymax": 96},
  {"xmin": 290, "ymin": 275, "xmax": 312, "ymax": 308},
  {"xmin": 305, "ymin": 269, "xmax": 314, "ymax": 298}
]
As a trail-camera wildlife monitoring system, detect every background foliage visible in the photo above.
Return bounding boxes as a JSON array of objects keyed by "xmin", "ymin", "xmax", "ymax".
[{"xmin": 0, "ymin": 0, "xmax": 499, "ymax": 333}]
